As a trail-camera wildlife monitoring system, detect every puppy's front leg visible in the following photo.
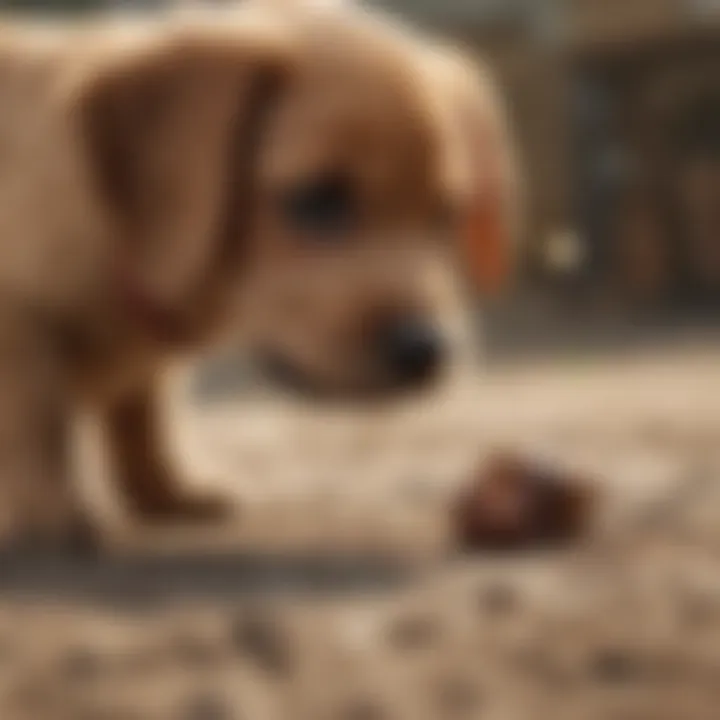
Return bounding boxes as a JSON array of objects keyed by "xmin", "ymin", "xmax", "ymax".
[
  {"xmin": 0, "ymin": 311, "xmax": 93, "ymax": 553},
  {"xmin": 104, "ymin": 383, "xmax": 233, "ymax": 523}
]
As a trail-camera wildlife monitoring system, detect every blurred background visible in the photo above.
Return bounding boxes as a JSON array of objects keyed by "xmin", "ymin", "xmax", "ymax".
[{"xmin": 382, "ymin": 0, "xmax": 720, "ymax": 359}]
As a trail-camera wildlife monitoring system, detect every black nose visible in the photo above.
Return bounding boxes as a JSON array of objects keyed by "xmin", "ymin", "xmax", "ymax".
[{"xmin": 374, "ymin": 316, "xmax": 444, "ymax": 387}]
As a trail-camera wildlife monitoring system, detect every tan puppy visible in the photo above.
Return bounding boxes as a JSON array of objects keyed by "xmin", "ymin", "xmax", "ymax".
[{"xmin": 0, "ymin": 3, "xmax": 518, "ymax": 551}]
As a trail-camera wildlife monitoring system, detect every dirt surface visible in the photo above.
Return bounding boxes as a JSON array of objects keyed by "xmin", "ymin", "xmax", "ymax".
[{"xmin": 3, "ymin": 344, "xmax": 720, "ymax": 719}]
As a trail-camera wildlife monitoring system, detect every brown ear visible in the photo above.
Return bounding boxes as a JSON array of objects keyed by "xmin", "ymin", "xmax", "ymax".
[
  {"xmin": 434, "ymin": 50, "xmax": 522, "ymax": 297},
  {"xmin": 68, "ymin": 19, "xmax": 294, "ymax": 310}
]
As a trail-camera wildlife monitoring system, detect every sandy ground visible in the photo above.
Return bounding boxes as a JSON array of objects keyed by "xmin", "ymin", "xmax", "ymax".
[{"xmin": 3, "ymin": 343, "xmax": 720, "ymax": 719}]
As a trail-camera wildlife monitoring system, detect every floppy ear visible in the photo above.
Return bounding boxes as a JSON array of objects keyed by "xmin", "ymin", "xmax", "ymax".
[
  {"xmin": 435, "ymin": 50, "xmax": 522, "ymax": 297},
  {"xmin": 67, "ymin": 20, "xmax": 295, "ymax": 315}
]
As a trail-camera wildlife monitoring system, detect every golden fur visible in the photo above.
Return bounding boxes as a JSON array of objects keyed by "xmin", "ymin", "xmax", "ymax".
[{"xmin": 0, "ymin": 2, "xmax": 518, "ymax": 549}]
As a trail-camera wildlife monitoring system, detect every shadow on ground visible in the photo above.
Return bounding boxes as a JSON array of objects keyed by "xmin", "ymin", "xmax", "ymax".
[{"xmin": 0, "ymin": 551, "xmax": 417, "ymax": 606}]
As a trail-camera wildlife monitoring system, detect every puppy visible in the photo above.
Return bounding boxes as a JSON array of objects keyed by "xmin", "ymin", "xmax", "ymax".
[{"xmin": 0, "ymin": 2, "xmax": 518, "ymax": 550}]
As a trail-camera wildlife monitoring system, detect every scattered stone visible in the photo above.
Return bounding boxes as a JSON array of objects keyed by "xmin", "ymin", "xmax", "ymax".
[
  {"xmin": 385, "ymin": 612, "xmax": 440, "ymax": 651},
  {"xmin": 434, "ymin": 675, "xmax": 482, "ymax": 716},
  {"xmin": 588, "ymin": 647, "xmax": 644, "ymax": 685},
  {"xmin": 179, "ymin": 693, "xmax": 233, "ymax": 720},
  {"xmin": 0, "ymin": 634, "xmax": 16, "ymax": 665},
  {"xmin": 72, "ymin": 705, "xmax": 146, "ymax": 720},
  {"xmin": 514, "ymin": 646, "xmax": 574, "ymax": 688},
  {"xmin": 677, "ymin": 591, "xmax": 719, "ymax": 630},
  {"xmin": 338, "ymin": 697, "xmax": 386, "ymax": 720},
  {"xmin": 229, "ymin": 611, "xmax": 293, "ymax": 677},
  {"xmin": 58, "ymin": 647, "xmax": 105, "ymax": 682},
  {"xmin": 171, "ymin": 633, "xmax": 225, "ymax": 669},
  {"xmin": 478, "ymin": 582, "xmax": 520, "ymax": 617}
]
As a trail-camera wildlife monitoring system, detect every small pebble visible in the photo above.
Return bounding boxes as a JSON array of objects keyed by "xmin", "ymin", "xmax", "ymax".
[
  {"xmin": 385, "ymin": 613, "xmax": 440, "ymax": 651},
  {"xmin": 453, "ymin": 450, "xmax": 597, "ymax": 550},
  {"xmin": 589, "ymin": 647, "xmax": 643, "ymax": 685},
  {"xmin": 180, "ymin": 693, "xmax": 233, "ymax": 720},
  {"xmin": 434, "ymin": 676, "xmax": 482, "ymax": 716},
  {"xmin": 478, "ymin": 583, "xmax": 519, "ymax": 617},
  {"xmin": 171, "ymin": 634, "xmax": 225, "ymax": 668},
  {"xmin": 338, "ymin": 697, "xmax": 386, "ymax": 720},
  {"xmin": 58, "ymin": 647, "xmax": 105, "ymax": 682},
  {"xmin": 677, "ymin": 591, "xmax": 719, "ymax": 629},
  {"xmin": 229, "ymin": 611, "xmax": 293, "ymax": 677},
  {"xmin": 0, "ymin": 634, "xmax": 16, "ymax": 665}
]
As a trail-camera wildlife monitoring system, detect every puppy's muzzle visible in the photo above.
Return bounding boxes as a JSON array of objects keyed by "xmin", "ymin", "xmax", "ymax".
[{"xmin": 256, "ymin": 313, "xmax": 447, "ymax": 400}]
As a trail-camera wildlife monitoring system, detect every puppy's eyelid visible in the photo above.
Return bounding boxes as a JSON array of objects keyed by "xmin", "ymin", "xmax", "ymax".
[{"xmin": 278, "ymin": 173, "xmax": 358, "ymax": 237}]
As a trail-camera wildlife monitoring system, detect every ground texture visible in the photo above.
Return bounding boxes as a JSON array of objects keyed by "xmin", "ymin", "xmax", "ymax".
[{"xmin": 2, "ymin": 345, "xmax": 720, "ymax": 720}]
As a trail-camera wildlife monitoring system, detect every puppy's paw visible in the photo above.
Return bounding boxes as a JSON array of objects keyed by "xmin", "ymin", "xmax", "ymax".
[
  {"xmin": 129, "ymin": 487, "xmax": 237, "ymax": 524},
  {"xmin": 0, "ymin": 512, "xmax": 103, "ymax": 563}
]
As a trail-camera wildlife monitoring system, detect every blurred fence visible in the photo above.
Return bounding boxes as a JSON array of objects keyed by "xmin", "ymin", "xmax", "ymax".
[{"xmin": 1, "ymin": 0, "xmax": 719, "ymax": 321}]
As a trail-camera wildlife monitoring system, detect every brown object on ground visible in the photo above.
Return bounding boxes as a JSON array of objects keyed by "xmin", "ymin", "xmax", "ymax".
[{"xmin": 453, "ymin": 451, "xmax": 597, "ymax": 550}]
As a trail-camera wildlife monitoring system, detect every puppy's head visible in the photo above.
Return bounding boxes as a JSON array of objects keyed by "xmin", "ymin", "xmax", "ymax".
[{"xmin": 71, "ymin": 5, "xmax": 518, "ymax": 400}]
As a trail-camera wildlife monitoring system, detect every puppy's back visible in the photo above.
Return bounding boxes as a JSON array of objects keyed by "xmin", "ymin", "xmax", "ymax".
[{"xmin": 0, "ymin": 16, "xmax": 160, "ymax": 312}]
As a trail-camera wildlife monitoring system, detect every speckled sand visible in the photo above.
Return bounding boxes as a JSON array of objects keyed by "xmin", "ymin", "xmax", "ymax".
[{"xmin": 3, "ymin": 345, "xmax": 720, "ymax": 720}]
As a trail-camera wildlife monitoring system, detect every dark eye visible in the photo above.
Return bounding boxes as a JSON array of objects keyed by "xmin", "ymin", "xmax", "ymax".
[{"xmin": 279, "ymin": 174, "xmax": 356, "ymax": 237}]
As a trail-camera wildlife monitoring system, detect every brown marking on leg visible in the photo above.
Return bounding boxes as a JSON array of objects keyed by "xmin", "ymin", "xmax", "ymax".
[{"xmin": 104, "ymin": 383, "xmax": 233, "ymax": 523}]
